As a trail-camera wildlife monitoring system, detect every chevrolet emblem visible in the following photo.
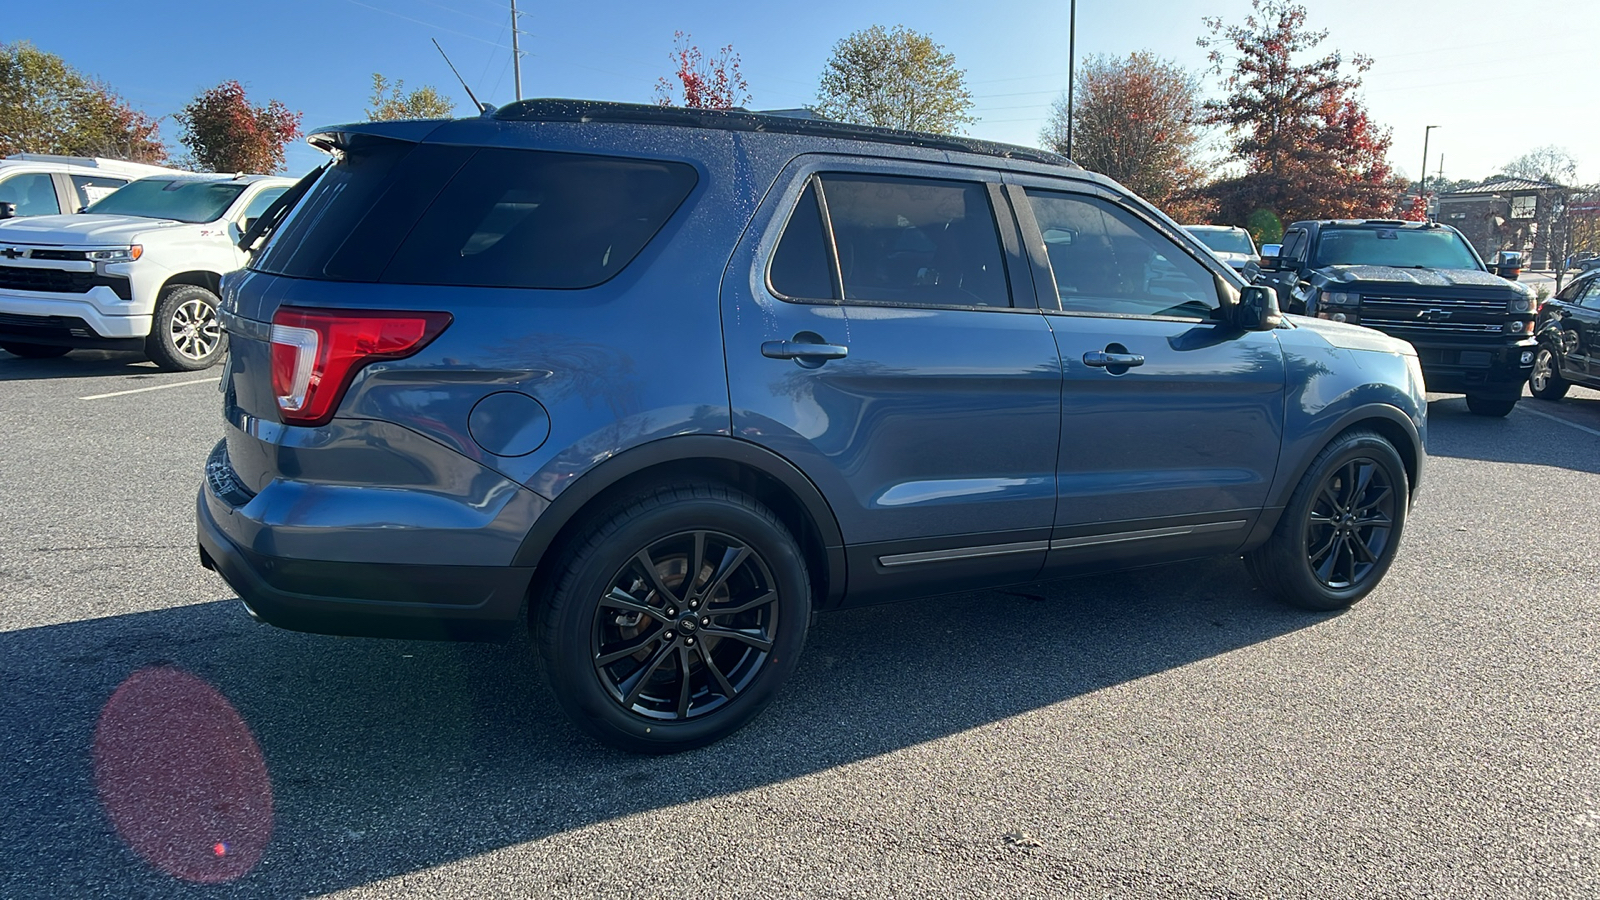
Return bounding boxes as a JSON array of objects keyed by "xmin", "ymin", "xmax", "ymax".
[
  {"xmin": 0, "ymin": 247, "xmax": 21, "ymax": 260},
  {"xmin": 1418, "ymin": 308, "xmax": 1451, "ymax": 320}
]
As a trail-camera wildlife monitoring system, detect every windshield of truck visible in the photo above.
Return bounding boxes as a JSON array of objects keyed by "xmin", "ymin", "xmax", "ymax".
[
  {"xmin": 1312, "ymin": 227, "xmax": 1480, "ymax": 270},
  {"xmin": 85, "ymin": 179, "xmax": 246, "ymax": 224},
  {"xmin": 1188, "ymin": 228, "xmax": 1255, "ymax": 255}
]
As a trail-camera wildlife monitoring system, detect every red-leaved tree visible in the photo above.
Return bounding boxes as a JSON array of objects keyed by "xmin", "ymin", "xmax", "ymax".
[
  {"xmin": 1198, "ymin": 0, "xmax": 1406, "ymax": 240},
  {"xmin": 654, "ymin": 32, "xmax": 750, "ymax": 110},
  {"xmin": 175, "ymin": 80, "xmax": 301, "ymax": 174}
]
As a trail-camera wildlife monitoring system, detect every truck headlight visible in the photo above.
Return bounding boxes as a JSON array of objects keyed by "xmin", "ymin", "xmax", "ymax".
[
  {"xmin": 1508, "ymin": 296, "xmax": 1534, "ymax": 313},
  {"xmin": 1503, "ymin": 320, "xmax": 1534, "ymax": 336},
  {"xmin": 88, "ymin": 245, "xmax": 142, "ymax": 262},
  {"xmin": 1322, "ymin": 292, "xmax": 1359, "ymax": 306}
]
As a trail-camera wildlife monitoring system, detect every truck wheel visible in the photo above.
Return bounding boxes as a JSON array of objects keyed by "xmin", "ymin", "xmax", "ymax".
[
  {"xmin": 1464, "ymin": 394, "xmax": 1517, "ymax": 417},
  {"xmin": 146, "ymin": 284, "xmax": 227, "ymax": 372},
  {"xmin": 1, "ymin": 342, "xmax": 71, "ymax": 359},
  {"xmin": 536, "ymin": 483, "xmax": 812, "ymax": 754},
  {"xmin": 1245, "ymin": 430, "xmax": 1408, "ymax": 611},
  {"xmin": 1528, "ymin": 348, "xmax": 1569, "ymax": 401}
]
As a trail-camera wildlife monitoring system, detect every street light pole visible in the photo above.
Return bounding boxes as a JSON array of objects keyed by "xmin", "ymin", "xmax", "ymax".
[
  {"xmin": 510, "ymin": 0, "xmax": 523, "ymax": 102},
  {"xmin": 1066, "ymin": 0, "xmax": 1077, "ymax": 159},
  {"xmin": 1420, "ymin": 125, "xmax": 1438, "ymax": 215}
]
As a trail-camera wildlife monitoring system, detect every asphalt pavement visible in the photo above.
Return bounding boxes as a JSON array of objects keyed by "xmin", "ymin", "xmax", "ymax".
[{"xmin": 0, "ymin": 349, "xmax": 1596, "ymax": 899}]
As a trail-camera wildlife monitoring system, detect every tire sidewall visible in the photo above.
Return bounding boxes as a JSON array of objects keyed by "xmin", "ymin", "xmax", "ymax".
[
  {"xmin": 542, "ymin": 491, "xmax": 811, "ymax": 753},
  {"xmin": 1280, "ymin": 435, "xmax": 1409, "ymax": 609},
  {"xmin": 147, "ymin": 284, "xmax": 227, "ymax": 371},
  {"xmin": 1530, "ymin": 347, "xmax": 1567, "ymax": 399}
]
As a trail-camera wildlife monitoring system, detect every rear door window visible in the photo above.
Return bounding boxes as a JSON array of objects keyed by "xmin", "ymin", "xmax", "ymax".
[
  {"xmin": 70, "ymin": 175, "xmax": 127, "ymax": 209},
  {"xmin": 239, "ymin": 186, "xmax": 288, "ymax": 224},
  {"xmin": 767, "ymin": 179, "xmax": 838, "ymax": 301},
  {"xmin": 816, "ymin": 173, "xmax": 1010, "ymax": 308}
]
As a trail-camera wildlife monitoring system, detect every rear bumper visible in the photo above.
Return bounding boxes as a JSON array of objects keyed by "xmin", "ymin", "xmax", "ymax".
[{"xmin": 198, "ymin": 489, "xmax": 533, "ymax": 641}]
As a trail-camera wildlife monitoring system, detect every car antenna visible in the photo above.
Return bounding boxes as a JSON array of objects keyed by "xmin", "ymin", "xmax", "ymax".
[{"xmin": 433, "ymin": 39, "xmax": 492, "ymax": 114}]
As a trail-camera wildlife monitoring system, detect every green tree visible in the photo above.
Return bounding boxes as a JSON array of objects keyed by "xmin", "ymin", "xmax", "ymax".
[
  {"xmin": 175, "ymin": 80, "xmax": 301, "ymax": 174},
  {"xmin": 1041, "ymin": 52, "xmax": 1212, "ymax": 221},
  {"xmin": 1197, "ymin": 0, "xmax": 1403, "ymax": 233},
  {"xmin": 0, "ymin": 41, "xmax": 165, "ymax": 163},
  {"xmin": 815, "ymin": 25, "xmax": 974, "ymax": 133},
  {"xmin": 366, "ymin": 73, "xmax": 456, "ymax": 121}
]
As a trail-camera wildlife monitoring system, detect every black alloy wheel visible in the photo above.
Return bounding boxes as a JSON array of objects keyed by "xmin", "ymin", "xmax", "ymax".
[
  {"xmin": 593, "ymin": 530, "xmax": 780, "ymax": 722},
  {"xmin": 538, "ymin": 483, "xmax": 810, "ymax": 754},
  {"xmin": 1246, "ymin": 430, "xmax": 1409, "ymax": 611},
  {"xmin": 1303, "ymin": 458, "xmax": 1397, "ymax": 591}
]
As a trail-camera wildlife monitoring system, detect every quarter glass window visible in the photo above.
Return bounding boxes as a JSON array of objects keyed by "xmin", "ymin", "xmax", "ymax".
[{"xmin": 769, "ymin": 180, "xmax": 837, "ymax": 300}]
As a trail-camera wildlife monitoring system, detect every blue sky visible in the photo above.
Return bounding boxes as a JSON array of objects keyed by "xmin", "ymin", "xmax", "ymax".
[{"xmin": 8, "ymin": 0, "xmax": 1596, "ymax": 184}]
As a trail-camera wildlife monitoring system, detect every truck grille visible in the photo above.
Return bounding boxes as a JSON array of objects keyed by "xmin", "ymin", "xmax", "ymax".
[
  {"xmin": 1358, "ymin": 295, "xmax": 1508, "ymax": 339},
  {"xmin": 0, "ymin": 264, "xmax": 95, "ymax": 293},
  {"xmin": 0, "ymin": 265, "xmax": 133, "ymax": 300}
]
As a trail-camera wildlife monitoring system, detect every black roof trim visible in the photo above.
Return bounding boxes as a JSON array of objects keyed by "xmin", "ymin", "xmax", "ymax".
[{"xmin": 492, "ymin": 99, "xmax": 1078, "ymax": 169}]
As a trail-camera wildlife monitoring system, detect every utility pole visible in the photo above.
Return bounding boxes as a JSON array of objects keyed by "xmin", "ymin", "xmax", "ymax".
[
  {"xmin": 1420, "ymin": 125, "xmax": 1438, "ymax": 206},
  {"xmin": 1066, "ymin": 0, "xmax": 1077, "ymax": 159},
  {"xmin": 510, "ymin": 0, "xmax": 523, "ymax": 102}
]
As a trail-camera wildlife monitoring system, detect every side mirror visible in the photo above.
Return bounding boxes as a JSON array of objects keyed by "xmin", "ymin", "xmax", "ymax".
[
  {"xmin": 1256, "ymin": 244, "xmax": 1284, "ymax": 271},
  {"xmin": 1231, "ymin": 285, "xmax": 1282, "ymax": 331},
  {"xmin": 1260, "ymin": 243, "xmax": 1282, "ymax": 257},
  {"xmin": 0, "ymin": 203, "xmax": 16, "ymax": 220},
  {"xmin": 1493, "ymin": 250, "xmax": 1523, "ymax": 280},
  {"xmin": 242, "ymin": 217, "xmax": 258, "ymax": 235}
]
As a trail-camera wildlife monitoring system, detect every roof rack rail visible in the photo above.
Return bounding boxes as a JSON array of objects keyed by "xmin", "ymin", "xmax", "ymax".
[{"xmin": 492, "ymin": 99, "xmax": 1078, "ymax": 169}]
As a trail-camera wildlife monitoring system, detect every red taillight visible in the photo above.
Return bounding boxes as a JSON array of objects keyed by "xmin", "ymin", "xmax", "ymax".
[{"xmin": 269, "ymin": 307, "xmax": 452, "ymax": 426}]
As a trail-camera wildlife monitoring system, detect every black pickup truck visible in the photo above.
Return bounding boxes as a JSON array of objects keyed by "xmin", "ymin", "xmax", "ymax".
[{"xmin": 1256, "ymin": 219, "xmax": 1538, "ymax": 416}]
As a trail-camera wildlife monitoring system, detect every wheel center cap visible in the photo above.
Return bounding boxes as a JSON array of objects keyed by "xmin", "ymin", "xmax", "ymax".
[{"xmin": 677, "ymin": 616, "xmax": 698, "ymax": 635}]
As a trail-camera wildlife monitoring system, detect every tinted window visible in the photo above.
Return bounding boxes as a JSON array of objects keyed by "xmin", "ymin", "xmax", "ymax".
[
  {"xmin": 70, "ymin": 175, "xmax": 126, "ymax": 210},
  {"xmin": 0, "ymin": 173, "xmax": 60, "ymax": 216},
  {"xmin": 1281, "ymin": 230, "xmax": 1308, "ymax": 260},
  {"xmin": 1311, "ymin": 227, "xmax": 1480, "ymax": 269},
  {"xmin": 818, "ymin": 174, "xmax": 1009, "ymax": 308},
  {"xmin": 240, "ymin": 187, "xmax": 288, "ymax": 222},
  {"xmin": 381, "ymin": 149, "xmax": 697, "ymax": 289},
  {"xmin": 768, "ymin": 180, "xmax": 837, "ymax": 300},
  {"xmin": 254, "ymin": 140, "xmax": 467, "ymax": 280},
  {"xmin": 1025, "ymin": 190, "xmax": 1218, "ymax": 318},
  {"xmin": 1580, "ymin": 280, "xmax": 1600, "ymax": 310},
  {"xmin": 86, "ymin": 179, "xmax": 245, "ymax": 223}
]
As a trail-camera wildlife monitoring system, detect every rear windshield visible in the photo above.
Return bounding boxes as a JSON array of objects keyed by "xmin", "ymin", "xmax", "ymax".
[
  {"xmin": 86, "ymin": 179, "xmax": 246, "ymax": 223},
  {"xmin": 1187, "ymin": 228, "xmax": 1254, "ymax": 255},
  {"xmin": 252, "ymin": 140, "xmax": 698, "ymax": 290},
  {"xmin": 1312, "ymin": 227, "xmax": 1481, "ymax": 270}
]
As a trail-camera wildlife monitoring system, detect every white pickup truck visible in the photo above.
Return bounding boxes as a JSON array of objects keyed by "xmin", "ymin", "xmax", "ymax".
[{"xmin": 0, "ymin": 173, "xmax": 294, "ymax": 370}]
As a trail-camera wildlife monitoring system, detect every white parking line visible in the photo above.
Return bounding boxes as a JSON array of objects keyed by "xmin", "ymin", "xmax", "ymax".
[
  {"xmin": 79, "ymin": 377, "xmax": 219, "ymax": 401},
  {"xmin": 1518, "ymin": 405, "xmax": 1600, "ymax": 438}
]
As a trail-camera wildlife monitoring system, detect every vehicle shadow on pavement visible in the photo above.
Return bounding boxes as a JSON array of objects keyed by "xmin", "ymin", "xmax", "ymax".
[
  {"xmin": 0, "ymin": 556, "xmax": 1323, "ymax": 897},
  {"xmin": 1425, "ymin": 396, "xmax": 1600, "ymax": 474},
  {"xmin": 0, "ymin": 350, "xmax": 165, "ymax": 381}
]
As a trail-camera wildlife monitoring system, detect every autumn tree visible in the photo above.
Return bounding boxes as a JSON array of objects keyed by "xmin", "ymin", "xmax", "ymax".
[
  {"xmin": 815, "ymin": 25, "xmax": 974, "ymax": 133},
  {"xmin": 1499, "ymin": 145, "xmax": 1578, "ymax": 185},
  {"xmin": 366, "ymin": 73, "xmax": 455, "ymax": 121},
  {"xmin": 175, "ymin": 80, "xmax": 301, "ymax": 174},
  {"xmin": 1198, "ymin": 0, "xmax": 1404, "ymax": 238},
  {"xmin": 1041, "ymin": 52, "xmax": 1212, "ymax": 221},
  {"xmin": 653, "ymin": 32, "xmax": 750, "ymax": 110},
  {"xmin": 0, "ymin": 41, "xmax": 165, "ymax": 163}
]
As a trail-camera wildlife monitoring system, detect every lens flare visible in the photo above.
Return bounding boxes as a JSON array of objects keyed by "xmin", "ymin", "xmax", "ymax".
[{"xmin": 93, "ymin": 667, "xmax": 272, "ymax": 883}]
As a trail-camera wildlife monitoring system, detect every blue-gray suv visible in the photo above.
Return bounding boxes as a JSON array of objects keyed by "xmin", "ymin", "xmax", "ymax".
[{"xmin": 198, "ymin": 100, "xmax": 1427, "ymax": 753}]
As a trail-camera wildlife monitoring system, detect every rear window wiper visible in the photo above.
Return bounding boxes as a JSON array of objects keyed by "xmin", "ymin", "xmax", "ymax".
[{"xmin": 238, "ymin": 164, "xmax": 328, "ymax": 254}]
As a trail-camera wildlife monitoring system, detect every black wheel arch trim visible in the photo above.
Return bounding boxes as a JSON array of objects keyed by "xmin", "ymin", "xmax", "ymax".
[
  {"xmin": 511, "ymin": 435, "xmax": 847, "ymax": 605},
  {"xmin": 1243, "ymin": 403, "xmax": 1423, "ymax": 552}
]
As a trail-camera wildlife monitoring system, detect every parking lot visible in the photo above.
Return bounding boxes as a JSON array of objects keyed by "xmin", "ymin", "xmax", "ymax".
[{"xmin": 1, "ymin": 349, "xmax": 1597, "ymax": 898}]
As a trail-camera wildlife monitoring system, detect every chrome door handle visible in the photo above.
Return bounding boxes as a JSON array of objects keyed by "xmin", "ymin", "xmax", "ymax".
[
  {"xmin": 762, "ymin": 340, "xmax": 848, "ymax": 361},
  {"xmin": 1082, "ymin": 351, "xmax": 1145, "ymax": 368}
]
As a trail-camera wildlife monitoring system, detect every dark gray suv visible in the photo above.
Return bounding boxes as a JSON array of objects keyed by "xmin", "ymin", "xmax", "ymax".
[{"xmin": 198, "ymin": 100, "xmax": 1427, "ymax": 753}]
